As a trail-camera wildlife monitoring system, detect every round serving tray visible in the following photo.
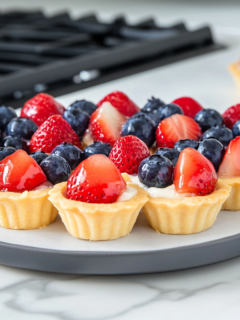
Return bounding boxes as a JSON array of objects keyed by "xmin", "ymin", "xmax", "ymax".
[{"xmin": 0, "ymin": 211, "xmax": 240, "ymax": 274}]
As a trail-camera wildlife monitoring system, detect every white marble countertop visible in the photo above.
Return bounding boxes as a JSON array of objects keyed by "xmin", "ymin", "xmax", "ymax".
[{"xmin": 1, "ymin": 1, "xmax": 240, "ymax": 319}]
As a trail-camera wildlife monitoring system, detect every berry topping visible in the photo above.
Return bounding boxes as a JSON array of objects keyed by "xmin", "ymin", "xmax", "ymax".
[
  {"xmin": 142, "ymin": 97, "xmax": 165, "ymax": 125},
  {"xmin": 232, "ymin": 120, "xmax": 240, "ymax": 138},
  {"xmin": 202, "ymin": 126, "xmax": 233, "ymax": 147},
  {"xmin": 1, "ymin": 136, "xmax": 26, "ymax": 150},
  {"xmin": 29, "ymin": 115, "xmax": 81, "ymax": 153},
  {"xmin": 68, "ymin": 100, "xmax": 97, "ymax": 117},
  {"xmin": 154, "ymin": 148, "xmax": 180, "ymax": 167},
  {"xmin": 63, "ymin": 108, "xmax": 89, "ymax": 138},
  {"xmin": 121, "ymin": 112, "xmax": 156, "ymax": 147},
  {"xmin": 84, "ymin": 141, "xmax": 112, "ymax": 158},
  {"xmin": 222, "ymin": 103, "xmax": 240, "ymax": 129},
  {"xmin": 172, "ymin": 97, "xmax": 203, "ymax": 118},
  {"xmin": 174, "ymin": 148, "xmax": 217, "ymax": 196},
  {"xmin": 156, "ymin": 114, "xmax": 202, "ymax": 148},
  {"xmin": 51, "ymin": 142, "xmax": 84, "ymax": 170},
  {"xmin": 218, "ymin": 137, "xmax": 240, "ymax": 178},
  {"xmin": 0, "ymin": 149, "xmax": 47, "ymax": 192},
  {"xmin": 174, "ymin": 139, "xmax": 199, "ymax": 153},
  {"xmin": 0, "ymin": 106, "xmax": 17, "ymax": 131},
  {"xmin": 6, "ymin": 118, "xmax": 38, "ymax": 140},
  {"xmin": 67, "ymin": 154, "xmax": 126, "ymax": 203},
  {"xmin": 194, "ymin": 109, "xmax": 223, "ymax": 132},
  {"xmin": 97, "ymin": 91, "xmax": 140, "ymax": 117},
  {"xmin": 138, "ymin": 155, "xmax": 173, "ymax": 188},
  {"xmin": 30, "ymin": 151, "xmax": 48, "ymax": 165},
  {"xmin": 157, "ymin": 103, "xmax": 184, "ymax": 121},
  {"xmin": 89, "ymin": 102, "xmax": 127, "ymax": 146},
  {"xmin": 20, "ymin": 93, "xmax": 65, "ymax": 126},
  {"xmin": 40, "ymin": 155, "xmax": 71, "ymax": 185},
  {"xmin": 0, "ymin": 147, "xmax": 16, "ymax": 161},
  {"xmin": 109, "ymin": 135, "xmax": 150, "ymax": 174},
  {"xmin": 198, "ymin": 139, "xmax": 225, "ymax": 172}
]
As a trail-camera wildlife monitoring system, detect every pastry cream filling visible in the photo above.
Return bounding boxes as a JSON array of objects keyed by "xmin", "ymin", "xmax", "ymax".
[{"xmin": 117, "ymin": 185, "xmax": 138, "ymax": 202}]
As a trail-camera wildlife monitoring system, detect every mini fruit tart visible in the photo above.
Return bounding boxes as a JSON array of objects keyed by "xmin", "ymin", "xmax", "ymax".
[
  {"xmin": 0, "ymin": 149, "xmax": 58, "ymax": 230},
  {"xmin": 49, "ymin": 154, "xmax": 148, "ymax": 241},
  {"xmin": 124, "ymin": 148, "xmax": 231, "ymax": 235}
]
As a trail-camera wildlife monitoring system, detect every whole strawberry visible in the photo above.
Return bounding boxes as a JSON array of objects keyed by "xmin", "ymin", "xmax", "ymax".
[
  {"xmin": 29, "ymin": 115, "xmax": 81, "ymax": 153},
  {"xmin": 109, "ymin": 136, "xmax": 150, "ymax": 174},
  {"xmin": 21, "ymin": 93, "xmax": 65, "ymax": 126},
  {"xmin": 222, "ymin": 103, "xmax": 240, "ymax": 129}
]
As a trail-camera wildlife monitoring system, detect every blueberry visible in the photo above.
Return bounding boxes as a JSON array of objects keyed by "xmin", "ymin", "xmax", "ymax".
[
  {"xmin": 40, "ymin": 155, "xmax": 71, "ymax": 185},
  {"xmin": 157, "ymin": 103, "xmax": 183, "ymax": 121},
  {"xmin": 138, "ymin": 155, "xmax": 173, "ymax": 188},
  {"xmin": 202, "ymin": 126, "xmax": 233, "ymax": 147},
  {"xmin": 198, "ymin": 139, "xmax": 225, "ymax": 171},
  {"xmin": 63, "ymin": 108, "xmax": 89, "ymax": 138},
  {"xmin": 1, "ymin": 136, "xmax": 25, "ymax": 150},
  {"xmin": 30, "ymin": 151, "xmax": 48, "ymax": 165},
  {"xmin": 51, "ymin": 142, "xmax": 84, "ymax": 170},
  {"xmin": 154, "ymin": 148, "xmax": 180, "ymax": 167},
  {"xmin": 68, "ymin": 100, "xmax": 97, "ymax": 117},
  {"xmin": 142, "ymin": 97, "xmax": 165, "ymax": 125},
  {"xmin": 174, "ymin": 139, "xmax": 199, "ymax": 153},
  {"xmin": 84, "ymin": 141, "xmax": 112, "ymax": 158},
  {"xmin": 0, "ymin": 106, "xmax": 17, "ymax": 131},
  {"xmin": 232, "ymin": 120, "xmax": 240, "ymax": 138},
  {"xmin": 5, "ymin": 118, "xmax": 38, "ymax": 139},
  {"xmin": 0, "ymin": 147, "xmax": 16, "ymax": 161},
  {"xmin": 121, "ymin": 112, "xmax": 155, "ymax": 147},
  {"xmin": 194, "ymin": 109, "xmax": 223, "ymax": 132}
]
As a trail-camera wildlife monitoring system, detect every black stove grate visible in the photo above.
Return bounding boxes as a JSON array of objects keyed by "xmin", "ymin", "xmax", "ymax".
[{"xmin": 0, "ymin": 10, "xmax": 224, "ymax": 108}]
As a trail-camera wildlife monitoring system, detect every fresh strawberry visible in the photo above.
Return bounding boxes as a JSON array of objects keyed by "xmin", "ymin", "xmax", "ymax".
[
  {"xmin": 97, "ymin": 91, "xmax": 140, "ymax": 117},
  {"xmin": 156, "ymin": 114, "xmax": 202, "ymax": 148},
  {"xmin": 172, "ymin": 97, "xmax": 203, "ymax": 118},
  {"xmin": 89, "ymin": 102, "xmax": 127, "ymax": 146},
  {"xmin": 218, "ymin": 137, "xmax": 240, "ymax": 177},
  {"xmin": 109, "ymin": 136, "xmax": 150, "ymax": 174},
  {"xmin": 29, "ymin": 115, "xmax": 81, "ymax": 153},
  {"xmin": 67, "ymin": 154, "xmax": 126, "ymax": 203},
  {"xmin": 222, "ymin": 103, "xmax": 240, "ymax": 129},
  {"xmin": 0, "ymin": 150, "xmax": 47, "ymax": 192},
  {"xmin": 21, "ymin": 93, "xmax": 65, "ymax": 126},
  {"xmin": 174, "ymin": 148, "xmax": 217, "ymax": 196}
]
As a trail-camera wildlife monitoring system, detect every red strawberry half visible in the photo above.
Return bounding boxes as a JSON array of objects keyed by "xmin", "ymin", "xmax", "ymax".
[
  {"xmin": 89, "ymin": 101, "xmax": 127, "ymax": 146},
  {"xmin": 174, "ymin": 148, "xmax": 217, "ymax": 196},
  {"xmin": 222, "ymin": 103, "xmax": 240, "ymax": 129},
  {"xmin": 29, "ymin": 115, "xmax": 81, "ymax": 153},
  {"xmin": 109, "ymin": 135, "xmax": 150, "ymax": 175},
  {"xmin": 172, "ymin": 97, "xmax": 203, "ymax": 118},
  {"xmin": 218, "ymin": 136, "xmax": 240, "ymax": 178},
  {"xmin": 67, "ymin": 154, "xmax": 126, "ymax": 203},
  {"xmin": 21, "ymin": 93, "xmax": 65, "ymax": 126},
  {"xmin": 156, "ymin": 114, "xmax": 202, "ymax": 148},
  {"xmin": 97, "ymin": 91, "xmax": 140, "ymax": 117},
  {"xmin": 0, "ymin": 150, "xmax": 47, "ymax": 192}
]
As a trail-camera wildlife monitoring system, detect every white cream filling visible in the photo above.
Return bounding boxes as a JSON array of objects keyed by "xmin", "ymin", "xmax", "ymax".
[{"xmin": 117, "ymin": 185, "xmax": 138, "ymax": 202}]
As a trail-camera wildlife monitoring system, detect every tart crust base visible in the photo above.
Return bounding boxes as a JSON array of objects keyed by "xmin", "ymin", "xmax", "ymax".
[
  {"xmin": 49, "ymin": 182, "xmax": 148, "ymax": 241},
  {"xmin": 0, "ymin": 189, "xmax": 58, "ymax": 230},
  {"xmin": 229, "ymin": 62, "xmax": 240, "ymax": 88},
  {"xmin": 219, "ymin": 177, "xmax": 240, "ymax": 211}
]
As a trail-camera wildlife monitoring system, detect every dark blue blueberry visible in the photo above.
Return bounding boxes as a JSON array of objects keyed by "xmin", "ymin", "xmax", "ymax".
[
  {"xmin": 198, "ymin": 139, "xmax": 225, "ymax": 171},
  {"xmin": 121, "ymin": 112, "xmax": 155, "ymax": 147},
  {"xmin": 40, "ymin": 155, "xmax": 71, "ymax": 185},
  {"xmin": 84, "ymin": 141, "xmax": 112, "ymax": 158},
  {"xmin": 174, "ymin": 139, "xmax": 199, "ymax": 153},
  {"xmin": 154, "ymin": 148, "xmax": 180, "ymax": 167},
  {"xmin": 30, "ymin": 151, "xmax": 48, "ymax": 165},
  {"xmin": 0, "ymin": 147, "xmax": 16, "ymax": 161},
  {"xmin": 0, "ymin": 106, "xmax": 17, "ymax": 132},
  {"xmin": 63, "ymin": 108, "xmax": 89, "ymax": 138},
  {"xmin": 142, "ymin": 97, "xmax": 165, "ymax": 125},
  {"xmin": 68, "ymin": 100, "xmax": 97, "ymax": 117},
  {"xmin": 1, "ymin": 136, "xmax": 25, "ymax": 150},
  {"xmin": 194, "ymin": 109, "xmax": 223, "ymax": 132},
  {"xmin": 157, "ymin": 103, "xmax": 183, "ymax": 121},
  {"xmin": 138, "ymin": 155, "xmax": 173, "ymax": 188},
  {"xmin": 202, "ymin": 126, "xmax": 233, "ymax": 147},
  {"xmin": 232, "ymin": 120, "xmax": 240, "ymax": 138},
  {"xmin": 5, "ymin": 118, "xmax": 38, "ymax": 140},
  {"xmin": 51, "ymin": 142, "xmax": 85, "ymax": 170}
]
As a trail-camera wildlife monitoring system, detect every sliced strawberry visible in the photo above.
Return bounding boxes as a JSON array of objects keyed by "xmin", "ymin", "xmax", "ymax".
[
  {"xmin": 97, "ymin": 91, "xmax": 140, "ymax": 117},
  {"xmin": 67, "ymin": 154, "xmax": 126, "ymax": 203},
  {"xmin": 172, "ymin": 97, "xmax": 203, "ymax": 118},
  {"xmin": 156, "ymin": 114, "xmax": 202, "ymax": 148},
  {"xmin": 21, "ymin": 93, "xmax": 65, "ymax": 126},
  {"xmin": 174, "ymin": 148, "xmax": 217, "ymax": 196},
  {"xmin": 0, "ymin": 150, "xmax": 47, "ymax": 192},
  {"xmin": 222, "ymin": 103, "xmax": 240, "ymax": 129},
  {"xmin": 218, "ymin": 136, "xmax": 240, "ymax": 177},
  {"xmin": 89, "ymin": 102, "xmax": 127, "ymax": 146},
  {"xmin": 29, "ymin": 115, "xmax": 81, "ymax": 153}
]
